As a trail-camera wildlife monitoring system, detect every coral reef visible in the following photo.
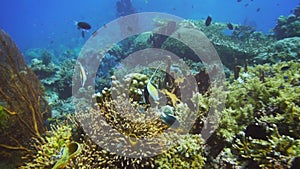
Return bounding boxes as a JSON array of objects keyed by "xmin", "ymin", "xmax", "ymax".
[
  {"xmin": 55, "ymin": 59, "xmax": 76, "ymax": 99},
  {"xmin": 29, "ymin": 58, "xmax": 76, "ymax": 117},
  {"xmin": 30, "ymin": 58, "xmax": 75, "ymax": 99},
  {"xmin": 40, "ymin": 50, "xmax": 53, "ymax": 66},
  {"xmin": 30, "ymin": 58, "xmax": 59, "ymax": 80},
  {"xmin": 4, "ymin": 8, "xmax": 300, "ymax": 168},
  {"xmin": 103, "ymin": 18, "xmax": 269, "ymax": 72},
  {"xmin": 274, "ymin": 3, "xmax": 300, "ymax": 40},
  {"xmin": 188, "ymin": 20, "xmax": 275, "ymax": 70},
  {"xmin": 22, "ymin": 97, "xmax": 207, "ymax": 168},
  {"xmin": 24, "ymin": 48, "xmax": 55, "ymax": 64},
  {"xmin": 211, "ymin": 60, "xmax": 300, "ymax": 168},
  {"xmin": 254, "ymin": 37, "xmax": 300, "ymax": 64},
  {"xmin": 155, "ymin": 133, "xmax": 205, "ymax": 168},
  {"xmin": 21, "ymin": 53, "xmax": 215, "ymax": 168},
  {"xmin": 148, "ymin": 19, "xmax": 275, "ymax": 71},
  {"xmin": 20, "ymin": 124, "xmax": 73, "ymax": 168},
  {"xmin": 233, "ymin": 124, "xmax": 300, "ymax": 168},
  {"xmin": 0, "ymin": 30, "xmax": 50, "ymax": 167}
]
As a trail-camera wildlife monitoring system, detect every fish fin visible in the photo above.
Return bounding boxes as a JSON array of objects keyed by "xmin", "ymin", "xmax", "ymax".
[
  {"xmin": 149, "ymin": 64, "xmax": 162, "ymax": 82},
  {"xmin": 81, "ymin": 31, "xmax": 85, "ymax": 38},
  {"xmin": 74, "ymin": 21, "xmax": 80, "ymax": 29}
]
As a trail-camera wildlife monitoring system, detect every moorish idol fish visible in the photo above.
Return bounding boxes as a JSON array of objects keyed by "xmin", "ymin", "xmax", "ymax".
[
  {"xmin": 143, "ymin": 64, "xmax": 162, "ymax": 105},
  {"xmin": 146, "ymin": 64, "xmax": 161, "ymax": 102}
]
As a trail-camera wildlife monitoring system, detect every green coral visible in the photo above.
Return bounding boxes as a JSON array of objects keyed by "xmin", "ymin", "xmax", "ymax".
[
  {"xmin": 214, "ymin": 60, "xmax": 300, "ymax": 168},
  {"xmin": 52, "ymin": 142, "xmax": 81, "ymax": 169},
  {"xmin": 218, "ymin": 60, "xmax": 300, "ymax": 141},
  {"xmin": 155, "ymin": 134, "xmax": 206, "ymax": 169},
  {"xmin": 234, "ymin": 124, "xmax": 300, "ymax": 168},
  {"xmin": 0, "ymin": 106, "xmax": 9, "ymax": 128},
  {"xmin": 22, "ymin": 59, "xmax": 300, "ymax": 168},
  {"xmin": 20, "ymin": 124, "xmax": 72, "ymax": 168}
]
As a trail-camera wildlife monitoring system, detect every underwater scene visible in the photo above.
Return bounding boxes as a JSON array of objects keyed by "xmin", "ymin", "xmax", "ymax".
[{"xmin": 1, "ymin": 0, "xmax": 300, "ymax": 168}]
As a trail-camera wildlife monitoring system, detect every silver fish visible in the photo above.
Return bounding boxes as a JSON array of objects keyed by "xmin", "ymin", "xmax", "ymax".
[{"xmin": 78, "ymin": 62, "xmax": 87, "ymax": 87}]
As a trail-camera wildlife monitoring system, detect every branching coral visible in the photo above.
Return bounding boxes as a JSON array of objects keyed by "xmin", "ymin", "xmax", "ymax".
[
  {"xmin": 75, "ymin": 97, "xmax": 169, "ymax": 159},
  {"xmin": 213, "ymin": 60, "xmax": 300, "ymax": 168},
  {"xmin": 20, "ymin": 124, "xmax": 72, "ymax": 168},
  {"xmin": 218, "ymin": 61, "xmax": 300, "ymax": 142},
  {"xmin": 23, "ymin": 56, "xmax": 211, "ymax": 168},
  {"xmin": 155, "ymin": 133, "xmax": 205, "ymax": 169},
  {"xmin": 22, "ymin": 100, "xmax": 207, "ymax": 168},
  {"xmin": 233, "ymin": 124, "xmax": 300, "ymax": 168}
]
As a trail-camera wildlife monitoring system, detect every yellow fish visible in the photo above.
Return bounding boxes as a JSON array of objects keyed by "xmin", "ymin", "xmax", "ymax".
[{"xmin": 146, "ymin": 64, "xmax": 161, "ymax": 102}]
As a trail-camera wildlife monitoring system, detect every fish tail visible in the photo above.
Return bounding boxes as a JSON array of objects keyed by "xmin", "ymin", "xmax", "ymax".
[{"xmin": 74, "ymin": 20, "xmax": 78, "ymax": 26}]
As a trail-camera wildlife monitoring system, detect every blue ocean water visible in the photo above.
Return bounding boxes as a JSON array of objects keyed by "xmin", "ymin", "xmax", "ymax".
[{"xmin": 0, "ymin": 0, "xmax": 298, "ymax": 53}]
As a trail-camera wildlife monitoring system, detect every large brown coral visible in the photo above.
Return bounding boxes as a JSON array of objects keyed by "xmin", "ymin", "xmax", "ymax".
[{"xmin": 0, "ymin": 30, "xmax": 50, "ymax": 165}]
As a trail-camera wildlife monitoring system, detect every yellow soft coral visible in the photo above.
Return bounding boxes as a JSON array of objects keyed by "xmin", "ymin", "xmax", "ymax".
[{"xmin": 162, "ymin": 89, "xmax": 181, "ymax": 107}]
